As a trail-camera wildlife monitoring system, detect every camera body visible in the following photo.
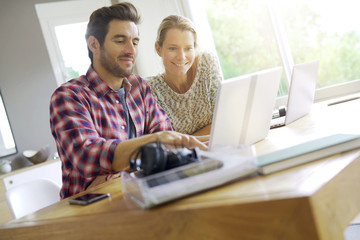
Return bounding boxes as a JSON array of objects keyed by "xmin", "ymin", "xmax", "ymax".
[{"xmin": 129, "ymin": 142, "xmax": 200, "ymax": 176}]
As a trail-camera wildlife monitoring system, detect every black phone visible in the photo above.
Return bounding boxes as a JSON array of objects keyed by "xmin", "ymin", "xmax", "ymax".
[{"xmin": 69, "ymin": 193, "xmax": 110, "ymax": 205}]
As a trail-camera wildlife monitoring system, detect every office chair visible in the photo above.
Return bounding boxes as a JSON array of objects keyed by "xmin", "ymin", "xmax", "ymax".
[{"xmin": 5, "ymin": 178, "xmax": 61, "ymax": 219}]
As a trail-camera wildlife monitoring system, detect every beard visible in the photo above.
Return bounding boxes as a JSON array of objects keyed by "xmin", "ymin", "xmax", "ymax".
[{"xmin": 99, "ymin": 47, "xmax": 134, "ymax": 78}]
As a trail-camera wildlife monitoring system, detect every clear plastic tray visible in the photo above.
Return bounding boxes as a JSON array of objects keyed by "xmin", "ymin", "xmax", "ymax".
[{"xmin": 121, "ymin": 144, "xmax": 257, "ymax": 208}]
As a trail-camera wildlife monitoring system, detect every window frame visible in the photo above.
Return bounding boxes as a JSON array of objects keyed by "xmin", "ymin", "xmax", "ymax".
[{"xmin": 35, "ymin": 0, "xmax": 110, "ymax": 86}]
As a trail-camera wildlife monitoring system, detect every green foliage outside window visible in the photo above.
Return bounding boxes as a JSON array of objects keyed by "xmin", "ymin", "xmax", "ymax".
[
  {"xmin": 280, "ymin": 3, "xmax": 360, "ymax": 88},
  {"xmin": 206, "ymin": 0, "xmax": 281, "ymax": 80},
  {"xmin": 205, "ymin": 0, "xmax": 360, "ymax": 91},
  {"xmin": 66, "ymin": 67, "xmax": 80, "ymax": 79}
]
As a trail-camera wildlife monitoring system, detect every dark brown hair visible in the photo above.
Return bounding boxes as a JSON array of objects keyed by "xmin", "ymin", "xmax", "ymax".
[{"xmin": 85, "ymin": 2, "xmax": 141, "ymax": 63}]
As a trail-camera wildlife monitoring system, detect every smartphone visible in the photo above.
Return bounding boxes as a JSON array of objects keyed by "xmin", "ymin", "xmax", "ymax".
[{"xmin": 69, "ymin": 193, "xmax": 110, "ymax": 205}]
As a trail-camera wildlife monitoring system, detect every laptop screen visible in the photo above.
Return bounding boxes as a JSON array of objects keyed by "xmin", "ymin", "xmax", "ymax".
[
  {"xmin": 208, "ymin": 66, "xmax": 282, "ymax": 151},
  {"xmin": 285, "ymin": 60, "xmax": 319, "ymax": 125}
]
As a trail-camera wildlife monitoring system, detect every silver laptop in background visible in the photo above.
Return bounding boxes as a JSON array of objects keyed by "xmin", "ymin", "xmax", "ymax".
[
  {"xmin": 271, "ymin": 60, "xmax": 319, "ymax": 129},
  {"xmin": 209, "ymin": 66, "xmax": 282, "ymax": 151}
]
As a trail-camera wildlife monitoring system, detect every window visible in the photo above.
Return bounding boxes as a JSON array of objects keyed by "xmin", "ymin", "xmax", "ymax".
[
  {"xmin": 35, "ymin": 0, "xmax": 360, "ymax": 101},
  {"xmin": 276, "ymin": 0, "xmax": 360, "ymax": 89},
  {"xmin": 206, "ymin": 0, "xmax": 281, "ymax": 78},
  {"xmin": 199, "ymin": 0, "xmax": 360, "ymax": 101},
  {"xmin": 0, "ymin": 90, "xmax": 16, "ymax": 158},
  {"xmin": 35, "ymin": 0, "xmax": 110, "ymax": 86},
  {"xmin": 54, "ymin": 22, "xmax": 89, "ymax": 79}
]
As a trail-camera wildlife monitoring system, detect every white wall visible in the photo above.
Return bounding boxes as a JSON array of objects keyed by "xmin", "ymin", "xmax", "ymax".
[{"xmin": 0, "ymin": 0, "xmax": 60, "ymax": 169}]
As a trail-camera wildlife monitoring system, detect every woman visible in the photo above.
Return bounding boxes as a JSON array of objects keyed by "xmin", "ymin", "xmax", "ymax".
[{"xmin": 146, "ymin": 15, "xmax": 223, "ymax": 136}]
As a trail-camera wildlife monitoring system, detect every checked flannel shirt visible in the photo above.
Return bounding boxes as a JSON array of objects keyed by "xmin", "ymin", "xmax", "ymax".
[{"xmin": 50, "ymin": 66, "xmax": 172, "ymax": 198}]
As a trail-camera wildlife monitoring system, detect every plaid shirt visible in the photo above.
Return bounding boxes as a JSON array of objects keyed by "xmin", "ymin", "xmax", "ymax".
[{"xmin": 50, "ymin": 66, "xmax": 172, "ymax": 199}]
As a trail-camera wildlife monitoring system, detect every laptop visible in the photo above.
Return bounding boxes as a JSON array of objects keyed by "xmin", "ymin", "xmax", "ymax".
[
  {"xmin": 270, "ymin": 61, "xmax": 319, "ymax": 129},
  {"xmin": 208, "ymin": 66, "xmax": 282, "ymax": 151}
]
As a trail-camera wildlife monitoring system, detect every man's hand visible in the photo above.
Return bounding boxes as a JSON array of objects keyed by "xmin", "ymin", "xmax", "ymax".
[{"xmin": 154, "ymin": 131, "xmax": 208, "ymax": 151}]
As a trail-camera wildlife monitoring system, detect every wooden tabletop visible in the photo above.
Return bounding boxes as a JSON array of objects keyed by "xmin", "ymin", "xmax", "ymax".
[{"xmin": 1, "ymin": 96, "xmax": 360, "ymax": 240}]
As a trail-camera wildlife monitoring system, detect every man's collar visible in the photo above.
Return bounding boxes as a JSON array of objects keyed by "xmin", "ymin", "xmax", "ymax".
[{"xmin": 86, "ymin": 65, "xmax": 132, "ymax": 96}]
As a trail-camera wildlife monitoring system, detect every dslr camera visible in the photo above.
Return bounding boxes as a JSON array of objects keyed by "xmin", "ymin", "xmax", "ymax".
[{"xmin": 129, "ymin": 142, "xmax": 200, "ymax": 176}]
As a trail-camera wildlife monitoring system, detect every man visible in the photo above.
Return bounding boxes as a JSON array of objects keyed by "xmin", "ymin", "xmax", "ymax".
[{"xmin": 50, "ymin": 2, "xmax": 207, "ymax": 199}]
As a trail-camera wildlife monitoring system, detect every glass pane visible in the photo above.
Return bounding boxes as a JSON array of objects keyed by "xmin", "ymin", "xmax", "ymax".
[
  {"xmin": 277, "ymin": 0, "xmax": 360, "ymax": 88},
  {"xmin": 0, "ymin": 91, "xmax": 16, "ymax": 157},
  {"xmin": 55, "ymin": 22, "xmax": 90, "ymax": 80},
  {"xmin": 205, "ymin": 0, "xmax": 286, "ymax": 95}
]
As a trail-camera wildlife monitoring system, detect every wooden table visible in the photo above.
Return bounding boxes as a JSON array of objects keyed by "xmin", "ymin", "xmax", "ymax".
[{"xmin": 1, "ymin": 96, "xmax": 360, "ymax": 240}]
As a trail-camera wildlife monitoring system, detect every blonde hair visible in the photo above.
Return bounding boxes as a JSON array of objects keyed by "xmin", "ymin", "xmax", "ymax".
[{"xmin": 156, "ymin": 15, "xmax": 198, "ymax": 49}]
